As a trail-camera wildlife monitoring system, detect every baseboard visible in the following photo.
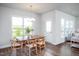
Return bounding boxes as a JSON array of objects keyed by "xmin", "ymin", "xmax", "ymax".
[
  {"xmin": 0, "ymin": 44, "xmax": 11, "ymax": 49},
  {"xmin": 46, "ymin": 41, "xmax": 54, "ymax": 45},
  {"xmin": 55, "ymin": 41, "xmax": 66, "ymax": 46},
  {"xmin": 46, "ymin": 41, "xmax": 66, "ymax": 46}
]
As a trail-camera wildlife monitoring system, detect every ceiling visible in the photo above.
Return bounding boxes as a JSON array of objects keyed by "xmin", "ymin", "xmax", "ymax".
[{"xmin": 0, "ymin": 3, "xmax": 79, "ymax": 16}]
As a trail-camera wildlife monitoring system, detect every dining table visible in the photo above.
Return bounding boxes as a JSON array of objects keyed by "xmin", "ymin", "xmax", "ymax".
[{"xmin": 14, "ymin": 35, "xmax": 45, "ymax": 56}]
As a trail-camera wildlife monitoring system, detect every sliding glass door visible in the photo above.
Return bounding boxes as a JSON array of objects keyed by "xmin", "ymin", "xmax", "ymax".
[{"xmin": 61, "ymin": 18, "xmax": 74, "ymax": 39}]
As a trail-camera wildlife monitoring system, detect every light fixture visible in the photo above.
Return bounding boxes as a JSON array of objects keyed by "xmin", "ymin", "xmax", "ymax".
[
  {"xmin": 28, "ymin": 4, "xmax": 33, "ymax": 12},
  {"xmin": 29, "ymin": 5, "xmax": 36, "ymax": 21}
]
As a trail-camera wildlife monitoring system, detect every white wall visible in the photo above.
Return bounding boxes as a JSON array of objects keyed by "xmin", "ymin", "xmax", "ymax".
[
  {"xmin": 75, "ymin": 17, "xmax": 79, "ymax": 31},
  {"xmin": 0, "ymin": 6, "xmax": 41, "ymax": 48},
  {"xmin": 41, "ymin": 10, "xmax": 76, "ymax": 45},
  {"xmin": 33, "ymin": 14, "xmax": 41, "ymax": 35},
  {"xmin": 41, "ymin": 11, "xmax": 56, "ymax": 44},
  {"xmin": 55, "ymin": 10, "xmax": 75, "ymax": 43}
]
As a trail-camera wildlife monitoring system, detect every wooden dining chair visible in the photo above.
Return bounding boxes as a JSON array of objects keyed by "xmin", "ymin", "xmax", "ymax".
[
  {"xmin": 25, "ymin": 39, "xmax": 38, "ymax": 56},
  {"xmin": 37, "ymin": 37, "xmax": 46, "ymax": 54},
  {"xmin": 10, "ymin": 39, "xmax": 23, "ymax": 55}
]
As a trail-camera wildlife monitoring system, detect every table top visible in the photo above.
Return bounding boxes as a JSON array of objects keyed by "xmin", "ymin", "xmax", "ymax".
[{"xmin": 15, "ymin": 35, "xmax": 44, "ymax": 41}]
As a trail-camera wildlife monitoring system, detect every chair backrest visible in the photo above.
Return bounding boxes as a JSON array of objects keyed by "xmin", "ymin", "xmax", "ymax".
[
  {"xmin": 10, "ymin": 40, "xmax": 16, "ymax": 48},
  {"xmin": 37, "ymin": 38, "xmax": 45, "ymax": 44},
  {"xmin": 10, "ymin": 40, "xmax": 16, "ymax": 44},
  {"xmin": 29, "ymin": 39, "xmax": 37, "ymax": 44},
  {"xmin": 26, "ymin": 39, "xmax": 37, "ymax": 47},
  {"xmin": 10, "ymin": 39, "xmax": 20, "ymax": 46}
]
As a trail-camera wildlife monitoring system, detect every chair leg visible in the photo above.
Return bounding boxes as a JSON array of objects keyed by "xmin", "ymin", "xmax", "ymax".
[
  {"xmin": 35, "ymin": 47, "xmax": 38, "ymax": 55},
  {"xmin": 29, "ymin": 47, "xmax": 31, "ymax": 56},
  {"xmin": 11, "ymin": 47, "xmax": 16, "ymax": 56},
  {"xmin": 40, "ymin": 48, "xmax": 41, "ymax": 54}
]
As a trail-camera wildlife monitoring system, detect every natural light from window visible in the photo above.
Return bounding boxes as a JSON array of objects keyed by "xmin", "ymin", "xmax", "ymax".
[
  {"xmin": 46, "ymin": 21, "xmax": 51, "ymax": 33},
  {"xmin": 61, "ymin": 18, "xmax": 74, "ymax": 39}
]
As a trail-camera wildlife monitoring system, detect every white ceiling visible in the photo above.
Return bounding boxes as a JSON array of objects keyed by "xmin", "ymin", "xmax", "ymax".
[{"xmin": 0, "ymin": 3, "xmax": 79, "ymax": 16}]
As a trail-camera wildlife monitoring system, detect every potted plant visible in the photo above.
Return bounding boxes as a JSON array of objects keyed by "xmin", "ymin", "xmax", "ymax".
[{"xmin": 25, "ymin": 26, "xmax": 33, "ymax": 39}]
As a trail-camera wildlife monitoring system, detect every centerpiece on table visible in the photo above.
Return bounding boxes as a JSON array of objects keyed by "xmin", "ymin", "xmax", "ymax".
[{"xmin": 25, "ymin": 26, "xmax": 33, "ymax": 39}]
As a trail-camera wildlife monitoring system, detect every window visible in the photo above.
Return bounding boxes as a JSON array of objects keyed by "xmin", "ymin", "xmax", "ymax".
[
  {"xmin": 46, "ymin": 21, "xmax": 52, "ymax": 33},
  {"xmin": 24, "ymin": 18, "xmax": 34, "ymax": 36},
  {"xmin": 12, "ymin": 16, "xmax": 35, "ymax": 38},
  {"xmin": 61, "ymin": 19, "xmax": 65, "ymax": 31},
  {"xmin": 12, "ymin": 17, "xmax": 23, "ymax": 38}
]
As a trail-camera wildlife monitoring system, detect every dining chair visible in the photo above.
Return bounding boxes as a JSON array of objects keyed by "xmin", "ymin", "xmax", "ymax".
[
  {"xmin": 25, "ymin": 39, "xmax": 38, "ymax": 56},
  {"xmin": 10, "ymin": 39, "xmax": 23, "ymax": 56},
  {"xmin": 37, "ymin": 38, "xmax": 46, "ymax": 54}
]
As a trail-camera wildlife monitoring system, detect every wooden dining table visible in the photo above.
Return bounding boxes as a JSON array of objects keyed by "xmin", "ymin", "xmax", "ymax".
[
  {"xmin": 15, "ymin": 35, "xmax": 45, "ymax": 55},
  {"xmin": 11, "ymin": 35, "xmax": 45, "ymax": 55},
  {"xmin": 15, "ymin": 35, "xmax": 45, "ymax": 47}
]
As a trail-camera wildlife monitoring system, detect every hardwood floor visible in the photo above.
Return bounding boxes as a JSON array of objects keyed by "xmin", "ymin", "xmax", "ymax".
[{"xmin": 0, "ymin": 42, "xmax": 79, "ymax": 56}]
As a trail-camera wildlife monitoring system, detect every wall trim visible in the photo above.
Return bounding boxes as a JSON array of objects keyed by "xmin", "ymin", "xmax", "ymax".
[{"xmin": 46, "ymin": 41, "xmax": 66, "ymax": 46}]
